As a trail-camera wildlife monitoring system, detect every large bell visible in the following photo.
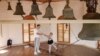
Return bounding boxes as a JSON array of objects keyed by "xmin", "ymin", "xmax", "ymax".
[
  {"xmin": 78, "ymin": 24, "xmax": 100, "ymax": 40},
  {"xmin": 7, "ymin": 2, "xmax": 12, "ymax": 10},
  {"xmin": 43, "ymin": 0, "xmax": 56, "ymax": 20},
  {"xmin": 83, "ymin": 0, "xmax": 100, "ymax": 19},
  {"xmin": 14, "ymin": 0, "xmax": 25, "ymax": 15},
  {"xmin": 30, "ymin": 0, "xmax": 42, "ymax": 15},
  {"xmin": 78, "ymin": 0, "xmax": 100, "ymax": 40},
  {"xmin": 60, "ymin": 0, "xmax": 75, "ymax": 20}
]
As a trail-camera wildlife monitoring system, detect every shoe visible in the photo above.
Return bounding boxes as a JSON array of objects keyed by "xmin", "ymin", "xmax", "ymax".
[
  {"xmin": 49, "ymin": 52, "xmax": 51, "ymax": 54},
  {"xmin": 37, "ymin": 50, "xmax": 41, "ymax": 53},
  {"xmin": 48, "ymin": 51, "xmax": 51, "ymax": 54},
  {"xmin": 48, "ymin": 53, "xmax": 51, "ymax": 56},
  {"xmin": 56, "ymin": 48, "xmax": 58, "ymax": 51},
  {"xmin": 34, "ymin": 52, "xmax": 37, "ymax": 55}
]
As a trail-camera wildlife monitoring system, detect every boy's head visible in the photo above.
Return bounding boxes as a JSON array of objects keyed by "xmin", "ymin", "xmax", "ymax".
[
  {"xmin": 37, "ymin": 24, "xmax": 40, "ymax": 29},
  {"xmin": 50, "ymin": 32, "xmax": 53, "ymax": 35}
]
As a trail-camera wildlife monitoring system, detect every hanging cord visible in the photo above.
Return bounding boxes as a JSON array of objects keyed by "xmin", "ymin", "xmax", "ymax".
[
  {"xmin": 70, "ymin": 24, "xmax": 80, "ymax": 44},
  {"xmin": 34, "ymin": 15, "xmax": 38, "ymax": 27},
  {"xmin": 8, "ymin": 24, "xmax": 10, "ymax": 38},
  {"xmin": 0, "ymin": 24, "xmax": 3, "ymax": 37}
]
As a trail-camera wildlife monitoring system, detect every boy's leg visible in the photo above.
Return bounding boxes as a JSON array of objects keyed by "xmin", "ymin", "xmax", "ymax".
[
  {"xmin": 34, "ymin": 38, "xmax": 38, "ymax": 55},
  {"xmin": 52, "ymin": 43, "xmax": 57, "ymax": 50},
  {"xmin": 49, "ymin": 45, "xmax": 52, "ymax": 54},
  {"xmin": 37, "ymin": 38, "xmax": 41, "ymax": 53}
]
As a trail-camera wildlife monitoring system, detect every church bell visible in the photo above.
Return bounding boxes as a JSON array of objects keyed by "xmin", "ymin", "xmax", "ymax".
[
  {"xmin": 78, "ymin": 0, "xmax": 100, "ymax": 40},
  {"xmin": 13, "ymin": 0, "xmax": 25, "ymax": 15},
  {"xmin": 43, "ymin": 0, "xmax": 56, "ymax": 20},
  {"xmin": 63, "ymin": 0, "xmax": 75, "ymax": 20},
  {"xmin": 78, "ymin": 24, "xmax": 100, "ymax": 40},
  {"xmin": 7, "ymin": 2, "xmax": 12, "ymax": 10},
  {"xmin": 58, "ymin": 0, "xmax": 75, "ymax": 20},
  {"xmin": 30, "ymin": 0, "xmax": 42, "ymax": 15}
]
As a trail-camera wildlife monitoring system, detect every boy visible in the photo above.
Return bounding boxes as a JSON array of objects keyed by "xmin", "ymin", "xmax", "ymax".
[
  {"xmin": 34, "ymin": 24, "xmax": 44, "ymax": 55},
  {"xmin": 44, "ymin": 32, "xmax": 57, "ymax": 54}
]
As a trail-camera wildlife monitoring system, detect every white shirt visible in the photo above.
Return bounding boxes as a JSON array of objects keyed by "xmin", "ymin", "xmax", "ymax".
[
  {"xmin": 48, "ymin": 35, "xmax": 53, "ymax": 40},
  {"xmin": 34, "ymin": 28, "xmax": 40, "ymax": 38}
]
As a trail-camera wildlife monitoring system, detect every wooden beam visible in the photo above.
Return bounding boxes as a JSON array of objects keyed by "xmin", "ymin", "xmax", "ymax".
[{"xmin": 0, "ymin": 20, "xmax": 100, "ymax": 24}]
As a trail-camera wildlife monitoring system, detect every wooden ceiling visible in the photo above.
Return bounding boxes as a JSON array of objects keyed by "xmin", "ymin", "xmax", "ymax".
[
  {"xmin": 23, "ymin": 0, "xmax": 65, "ymax": 2},
  {"xmin": 24, "ymin": 0, "xmax": 64, "ymax": 1},
  {"xmin": 22, "ymin": 0, "xmax": 65, "ymax": 3}
]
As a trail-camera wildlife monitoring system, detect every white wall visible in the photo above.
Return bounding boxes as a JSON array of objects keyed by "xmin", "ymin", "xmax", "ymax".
[
  {"xmin": 0, "ymin": 0, "xmax": 100, "ymax": 48},
  {"xmin": 0, "ymin": 24, "xmax": 23, "ymax": 49},
  {"xmin": 39, "ymin": 23, "xmax": 51, "ymax": 42}
]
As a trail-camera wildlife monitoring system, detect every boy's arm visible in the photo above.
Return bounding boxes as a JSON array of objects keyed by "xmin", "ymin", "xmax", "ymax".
[
  {"xmin": 43, "ymin": 34, "xmax": 49, "ymax": 37},
  {"xmin": 37, "ymin": 32, "xmax": 43, "ymax": 35},
  {"xmin": 37, "ymin": 30, "xmax": 44, "ymax": 35}
]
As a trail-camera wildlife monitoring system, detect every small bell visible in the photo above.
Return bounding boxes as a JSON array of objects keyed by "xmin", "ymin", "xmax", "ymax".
[
  {"xmin": 7, "ymin": 2, "xmax": 12, "ymax": 10},
  {"xmin": 63, "ymin": 5, "xmax": 75, "ymax": 19},
  {"xmin": 58, "ymin": 0, "xmax": 75, "ymax": 20},
  {"xmin": 30, "ymin": 0, "xmax": 42, "ymax": 15},
  {"xmin": 43, "ymin": 5, "xmax": 56, "ymax": 19},
  {"xmin": 14, "ymin": 0, "xmax": 25, "ymax": 15},
  {"xmin": 43, "ymin": 0, "xmax": 56, "ymax": 20},
  {"xmin": 62, "ymin": 0, "xmax": 75, "ymax": 20}
]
